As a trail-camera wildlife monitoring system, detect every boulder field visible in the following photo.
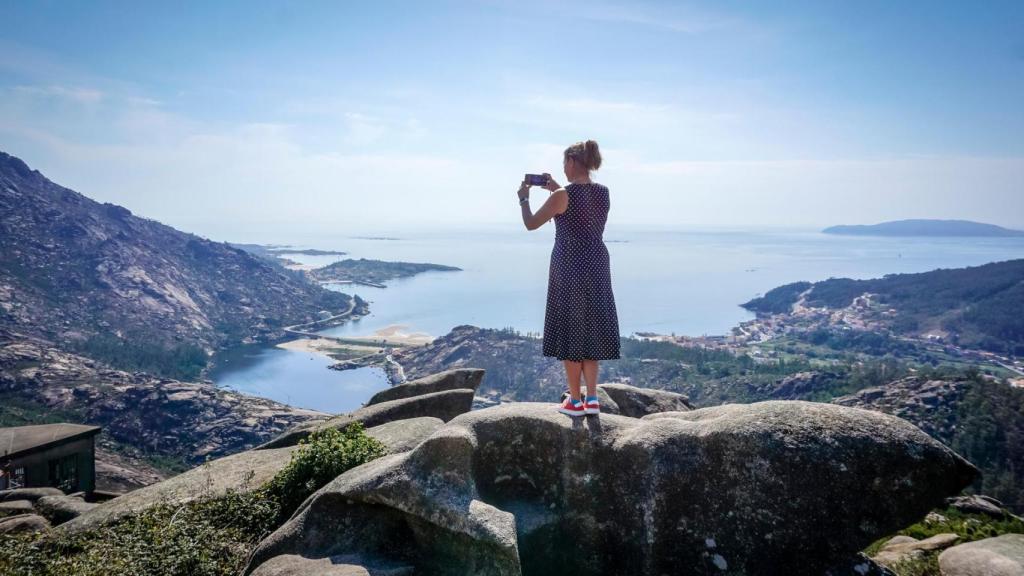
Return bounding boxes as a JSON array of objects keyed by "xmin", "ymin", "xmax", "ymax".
[{"xmin": 244, "ymin": 400, "xmax": 976, "ymax": 576}]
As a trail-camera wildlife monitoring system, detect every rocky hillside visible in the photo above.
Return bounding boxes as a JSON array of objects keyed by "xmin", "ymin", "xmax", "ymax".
[
  {"xmin": 0, "ymin": 328, "xmax": 328, "ymax": 492},
  {"xmin": 0, "ymin": 151, "xmax": 352, "ymax": 374},
  {"xmin": 395, "ymin": 325, "xmax": 868, "ymax": 406},
  {"xmin": 394, "ymin": 325, "xmax": 570, "ymax": 403}
]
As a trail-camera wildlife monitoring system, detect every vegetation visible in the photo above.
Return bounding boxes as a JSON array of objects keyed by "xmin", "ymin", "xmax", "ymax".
[
  {"xmin": 951, "ymin": 375, "xmax": 1024, "ymax": 511},
  {"xmin": 0, "ymin": 424, "xmax": 386, "ymax": 576},
  {"xmin": 863, "ymin": 507, "xmax": 1024, "ymax": 576},
  {"xmin": 741, "ymin": 281, "xmax": 811, "ymax": 314},
  {"xmin": 803, "ymin": 328, "xmax": 919, "ymax": 357},
  {"xmin": 263, "ymin": 424, "xmax": 388, "ymax": 522},
  {"xmin": 67, "ymin": 333, "xmax": 208, "ymax": 380},
  {"xmin": 0, "ymin": 395, "xmax": 85, "ymax": 428},
  {"xmin": 609, "ymin": 335, "xmax": 910, "ymax": 405}
]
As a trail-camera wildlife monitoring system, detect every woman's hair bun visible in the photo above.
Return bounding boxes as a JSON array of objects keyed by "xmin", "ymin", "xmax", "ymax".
[{"xmin": 566, "ymin": 139, "xmax": 602, "ymax": 171}]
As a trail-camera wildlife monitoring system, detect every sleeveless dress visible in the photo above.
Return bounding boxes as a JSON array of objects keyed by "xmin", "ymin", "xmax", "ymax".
[{"xmin": 542, "ymin": 182, "xmax": 621, "ymax": 361}]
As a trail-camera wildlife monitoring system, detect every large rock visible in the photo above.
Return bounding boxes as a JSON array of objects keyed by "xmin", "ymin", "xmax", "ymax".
[
  {"xmin": 938, "ymin": 534, "xmax": 1024, "ymax": 576},
  {"xmin": 59, "ymin": 445, "xmax": 299, "ymax": 534},
  {"xmin": 0, "ymin": 513, "xmax": 51, "ymax": 535},
  {"xmin": 244, "ymin": 401, "xmax": 976, "ymax": 576},
  {"xmin": 597, "ymin": 382, "xmax": 692, "ymax": 416},
  {"xmin": 0, "ymin": 487, "xmax": 64, "ymax": 502},
  {"xmin": 366, "ymin": 417, "xmax": 444, "ymax": 454},
  {"xmin": 871, "ymin": 533, "xmax": 959, "ymax": 568},
  {"xmin": 367, "ymin": 368, "xmax": 484, "ymax": 405},
  {"xmin": 0, "ymin": 499, "xmax": 35, "ymax": 518},
  {"xmin": 946, "ymin": 494, "xmax": 1021, "ymax": 520},
  {"xmin": 260, "ymin": 389, "xmax": 474, "ymax": 449},
  {"xmin": 250, "ymin": 553, "xmax": 413, "ymax": 576},
  {"xmin": 33, "ymin": 494, "xmax": 98, "ymax": 525}
]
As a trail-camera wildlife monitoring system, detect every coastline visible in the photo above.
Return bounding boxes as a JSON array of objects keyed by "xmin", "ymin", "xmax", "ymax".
[{"xmin": 276, "ymin": 323, "xmax": 435, "ymax": 360}]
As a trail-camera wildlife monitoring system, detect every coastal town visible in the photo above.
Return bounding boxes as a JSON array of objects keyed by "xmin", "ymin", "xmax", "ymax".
[{"xmin": 636, "ymin": 289, "xmax": 1024, "ymax": 385}]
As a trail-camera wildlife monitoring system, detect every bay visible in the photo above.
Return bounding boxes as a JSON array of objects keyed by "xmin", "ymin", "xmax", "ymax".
[
  {"xmin": 211, "ymin": 224, "xmax": 1024, "ymax": 412},
  {"xmin": 207, "ymin": 343, "xmax": 389, "ymax": 414}
]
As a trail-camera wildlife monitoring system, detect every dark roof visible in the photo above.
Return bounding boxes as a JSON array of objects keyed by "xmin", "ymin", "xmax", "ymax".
[{"xmin": 0, "ymin": 423, "xmax": 101, "ymax": 461}]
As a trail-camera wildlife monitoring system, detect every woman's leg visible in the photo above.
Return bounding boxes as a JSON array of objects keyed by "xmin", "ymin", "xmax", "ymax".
[
  {"xmin": 582, "ymin": 359, "xmax": 599, "ymax": 398},
  {"xmin": 562, "ymin": 360, "xmax": 583, "ymax": 401}
]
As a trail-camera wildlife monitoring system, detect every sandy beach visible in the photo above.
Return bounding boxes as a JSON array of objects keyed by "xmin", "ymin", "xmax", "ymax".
[
  {"xmin": 276, "ymin": 337, "xmax": 380, "ymax": 358},
  {"xmin": 358, "ymin": 324, "xmax": 435, "ymax": 346},
  {"xmin": 276, "ymin": 324, "xmax": 434, "ymax": 359}
]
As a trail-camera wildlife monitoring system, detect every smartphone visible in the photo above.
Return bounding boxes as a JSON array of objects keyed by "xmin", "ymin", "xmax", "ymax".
[{"xmin": 525, "ymin": 174, "xmax": 549, "ymax": 186}]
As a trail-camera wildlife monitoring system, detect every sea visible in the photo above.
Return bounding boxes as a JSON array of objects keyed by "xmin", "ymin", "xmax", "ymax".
[{"xmin": 209, "ymin": 224, "xmax": 1024, "ymax": 413}]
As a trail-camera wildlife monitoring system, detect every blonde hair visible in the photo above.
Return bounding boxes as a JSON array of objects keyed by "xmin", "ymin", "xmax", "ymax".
[{"xmin": 564, "ymin": 140, "xmax": 602, "ymax": 171}]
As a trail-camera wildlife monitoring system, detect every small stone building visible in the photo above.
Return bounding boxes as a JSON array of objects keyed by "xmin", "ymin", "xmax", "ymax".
[{"xmin": 0, "ymin": 423, "xmax": 101, "ymax": 493}]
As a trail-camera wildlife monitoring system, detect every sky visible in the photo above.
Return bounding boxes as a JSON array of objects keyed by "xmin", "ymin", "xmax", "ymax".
[{"xmin": 1, "ymin": 0, "xmax": 1023, "ymax": 240}]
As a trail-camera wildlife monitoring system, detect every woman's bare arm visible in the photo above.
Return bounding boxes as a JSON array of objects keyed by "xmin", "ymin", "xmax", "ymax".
[{"xmin": 522, "ymin": 189, "xmax": 567, "ymax": 231}]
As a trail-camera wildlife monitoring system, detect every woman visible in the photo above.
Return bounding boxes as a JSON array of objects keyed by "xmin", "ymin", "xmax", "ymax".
[{"xmin": 517, "ymin": 139, "xmax": 621, "ymax": 417}]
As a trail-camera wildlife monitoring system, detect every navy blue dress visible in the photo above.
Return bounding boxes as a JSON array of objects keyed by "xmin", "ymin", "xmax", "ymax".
[{"xmin": 542, "ymin": 182, "xmax": 621, "ymax": 361}]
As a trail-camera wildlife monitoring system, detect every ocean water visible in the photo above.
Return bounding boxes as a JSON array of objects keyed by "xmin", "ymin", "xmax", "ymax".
[{"xmin": 211, "ymin": 224, "xmax": 1024, "ymax": 412}]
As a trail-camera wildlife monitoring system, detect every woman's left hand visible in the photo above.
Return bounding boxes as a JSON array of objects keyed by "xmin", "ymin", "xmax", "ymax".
[{"xmin": 542, "ymin": 173, "xmax": 561, "ymax": 192}]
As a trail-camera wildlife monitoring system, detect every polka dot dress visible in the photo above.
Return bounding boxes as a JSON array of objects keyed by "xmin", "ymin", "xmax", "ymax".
[{"xmin": 542, "ymin": 182, "xmax": 621, "ymax": 361}]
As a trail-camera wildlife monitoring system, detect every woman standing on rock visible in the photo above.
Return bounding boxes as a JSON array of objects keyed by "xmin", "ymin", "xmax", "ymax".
[{"xmin": 517, "ymin": 139, "xmax": 621, "ymax": 417}]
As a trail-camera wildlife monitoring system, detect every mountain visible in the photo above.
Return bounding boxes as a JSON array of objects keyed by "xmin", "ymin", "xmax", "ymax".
[
  {"xmin": 0, "ymin": 151, "xmax": 352, "ymax": 378},
  {"xmin": 742, "ymin": 259, "xmax": 1024, "ymax": 355},
  {"xmin": 823, "ymin": 219, "xmax": 1024, "ymax": 237}
]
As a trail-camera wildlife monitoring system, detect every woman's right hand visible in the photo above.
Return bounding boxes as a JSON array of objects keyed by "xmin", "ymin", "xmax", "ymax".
[{"xmin": 542, "ymin": 173, "xmax": 561, "ymax": 192}]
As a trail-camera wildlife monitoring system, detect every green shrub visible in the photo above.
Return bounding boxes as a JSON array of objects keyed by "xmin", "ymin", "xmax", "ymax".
[
  {"xmin": 0, "ymin": 423, "xmax": 386, "ymax": 576},
  {"xmin": 264, "ymin": 423, "xmax": 387, "ymax": 520}
]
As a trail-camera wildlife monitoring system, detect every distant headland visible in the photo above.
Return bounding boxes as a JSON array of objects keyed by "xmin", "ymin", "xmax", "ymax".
[{"xmin": 823, "ymin": 219, "xmax": 1024, "ymax": 237}]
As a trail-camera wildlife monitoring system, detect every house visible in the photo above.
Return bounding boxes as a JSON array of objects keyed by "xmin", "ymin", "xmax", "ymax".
[{"xmin": 0, "ymin": 423, "xmax": 101, "ymax": 494}]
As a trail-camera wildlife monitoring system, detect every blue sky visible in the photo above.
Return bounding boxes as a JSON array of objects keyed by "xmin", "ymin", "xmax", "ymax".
[{"xmin": 1, "ymin": 0, "xmax": 1022, "ymax": 239}]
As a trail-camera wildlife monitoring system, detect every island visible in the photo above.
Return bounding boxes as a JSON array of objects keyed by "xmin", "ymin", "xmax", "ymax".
[
  {"xmin": 823, "ymin": 219, "xmax": 1024, "ymax": 237},
  {"xmin": 309, "ymin": 258, "xmax": 462, "ymax": 287},
  {"xmin": 269, "ymin": 247, "xmax": 348, "ymax": 256}
]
